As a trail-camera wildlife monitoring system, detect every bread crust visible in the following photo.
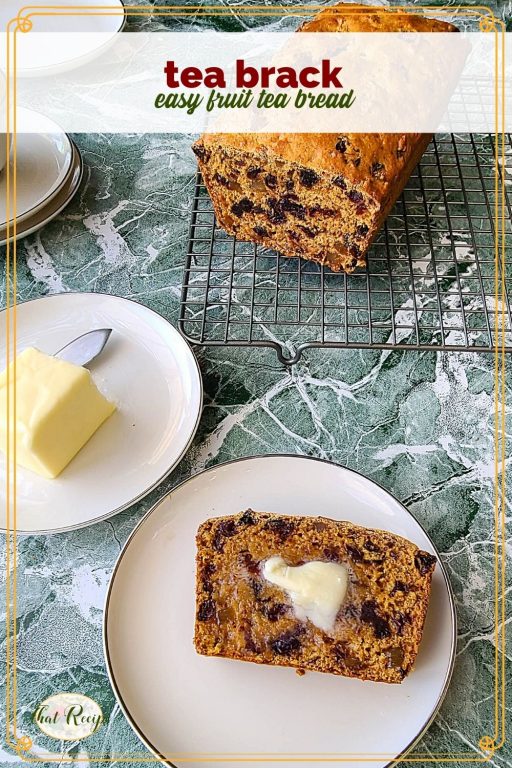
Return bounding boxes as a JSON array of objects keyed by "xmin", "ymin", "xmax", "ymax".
[{"xmin": 194, "ymin": 510, "xmax": 437, "ymax": 683}]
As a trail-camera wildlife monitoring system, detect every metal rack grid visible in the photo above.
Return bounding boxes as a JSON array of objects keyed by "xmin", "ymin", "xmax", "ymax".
[{"xmin": 179, "ymin": 134, "xmax": 512, "ymax": 365}]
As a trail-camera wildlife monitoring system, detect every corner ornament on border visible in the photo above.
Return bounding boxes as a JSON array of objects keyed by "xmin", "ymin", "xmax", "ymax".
[
  {"xmin": 479, "ymin": 735, "xmax": 496, "ymax": 759},
  {"xmin": 14, "ymin": 13, "xmax": 33, "ymax": 32},
  {"xmin": 478, "ymin": 14, "xmax": 496, "ymax": 32},
  {"xmin": 14, "ymin": 735, "xmax": 33, "ymax": 756}
]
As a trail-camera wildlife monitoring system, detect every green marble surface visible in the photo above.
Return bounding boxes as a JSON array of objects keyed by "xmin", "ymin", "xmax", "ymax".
[{"xmin": 1, "ymin": 1, "xmax": 511, "ymax": 765}]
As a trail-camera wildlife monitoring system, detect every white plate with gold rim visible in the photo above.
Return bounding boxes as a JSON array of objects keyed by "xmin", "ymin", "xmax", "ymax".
[
  {"xmin": 0, "ymin": 109, "xmax": 74, "ymax": 229},
  {"xmin": 0, "ymin": 292, "xmax": 202, "ymax": 534},
  {"xmin": 104, "ymin": 455, "xmax": 456, "ymax": 768},
  {"xmin": 0, "ymin": 139, "xmax": 82, "ymax": 245},
  {"xmin": 0, "ymin": 0, "xmax": 126, "ymax": 75}
]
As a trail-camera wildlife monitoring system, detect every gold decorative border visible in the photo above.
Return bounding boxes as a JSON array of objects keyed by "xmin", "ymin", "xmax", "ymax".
[{"xmin": 3, "ymin": 3, "xmax": 507, "ymax": 763}]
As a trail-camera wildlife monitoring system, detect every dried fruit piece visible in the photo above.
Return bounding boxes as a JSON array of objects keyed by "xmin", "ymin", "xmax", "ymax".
[
  {"xmin": 239, "ymin": 509, "xmax": 256, "ymax": 526},
  {"xmin": 197, "ymin": 599, "xmax": 216, "ymax": 621},
  {"xmin": 361, "ymin": 600, "xmax": 391, "ymax": 639},
  {"xmin": 262, "ymin": 602, "xmax": 288, "ymax": 622},
  {"xmin": 267, "ymin": 198, "xmax": 286, "ymax": 224},
  {"xmin": 415, "ymin": 551, "xmax": 437, "ymax": 575},
  {"xmin": 392, "ymin": 612, "xmax": 410, "ymax": 636},
  {"xmin": 244, "ymin": 632, "xmax": 259, "ymax": 654},
  {"xmin": 247, "ymin": 166, "xmax": 262, "ymax": 179},
  {"xmin": 230, "ymin": 198, "xmax": 254, "ymax": 217},
  {"xmin": 335, "ymin": 136, "xmax": 348, "ymax": 153},
  {"xmin": 281, "ymin": 197, "xmax": 307, "ymax": 219},
  {"xmin": 264, "ymin": 517, "xmax": 295, "ymax": 541},
  {"xmin": 299, "ymin": 169, "xmax": 319, "ymax": 188},
  {"xmin": 270, "ymin": 628, "xmax": 303, "ymax": 655},
  {"xmin": 370, "ymin": 162, "xmax": 386, "ymax": 179},
  {"xmin": 346, "ymin": 544, "xmax": 363, "ymax": 562},
  {"xmin": 390, "ymin": 580, "xmax": 410, "ymax": 595},
  {"xmin": 388, "ymin": 647, "xmax": 405, "ymax": 668},
  {"xmin": 347, "ymin": 189, "xmax": 364, "ymax": 205},
  {"xmin": 239, "ymin": 550, "xmax": 260, "ymax": 574},
  {"xmin": 334, "ymin": 642, "xmax": 364, "ymax": 670},
  {"xmin": 214, "ymin": 172, "xmax": 231, "ymax": 188},
  {"xmin": 213, "ymin": 519, "xmax": 237, "ymax": 551},
  {"xmin": 192, "ymin": 144, "xmax": 210, "ymax": 162}
]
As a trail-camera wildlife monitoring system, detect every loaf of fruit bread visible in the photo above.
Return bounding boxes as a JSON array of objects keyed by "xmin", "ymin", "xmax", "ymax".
[
  {"xmin": 192, "ymin": 6, "xmax": 458, "ymax": 273},
  {"xmin": 194, "ymin": 510, "xmax": 437, "ymax": 683}
]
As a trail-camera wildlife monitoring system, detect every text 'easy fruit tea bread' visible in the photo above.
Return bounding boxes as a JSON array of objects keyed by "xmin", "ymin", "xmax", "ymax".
[
  {"xmin": 193, "ymin": 6, "xmax": 458, "ymax": 273},
  {"xmin": 194, "ymin": 511, "xmax": 437, "ymax": 683}
]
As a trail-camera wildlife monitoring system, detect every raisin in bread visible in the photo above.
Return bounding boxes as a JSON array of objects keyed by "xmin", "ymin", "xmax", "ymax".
[
  {"xmin": 193, "ymin": 6, "xmax": 458, "ymax": 273},
  {"xmin": 194, "ymin": 510, "xmax": 437, "ymax": 683}
]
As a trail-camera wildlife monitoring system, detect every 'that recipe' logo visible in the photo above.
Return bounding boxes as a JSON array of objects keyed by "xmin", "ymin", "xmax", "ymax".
[{"xmin": 33, "ymin": 693, "xmax": 104, "ymax": 740}]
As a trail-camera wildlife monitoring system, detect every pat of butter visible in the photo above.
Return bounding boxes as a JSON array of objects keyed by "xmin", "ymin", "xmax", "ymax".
[
  {"xmin": 0, "ymin": 347, "xmax": 115, "ymax": 479},
  {"xmin": 263, "ymin": 556, "xmax": 348, "ymax": 633}
]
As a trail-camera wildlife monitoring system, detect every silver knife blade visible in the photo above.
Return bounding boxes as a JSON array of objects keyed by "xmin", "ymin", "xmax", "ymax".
[{"xmin": 54, "ymin": 329, "xmax": 112, "ymax": 367}]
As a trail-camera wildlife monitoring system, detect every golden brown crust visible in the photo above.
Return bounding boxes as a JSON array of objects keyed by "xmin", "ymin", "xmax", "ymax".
[
  {"xmin": 194, "ymin": 510, "xmax": 437, "ymax": 683},
  {"xmin": 193, "ymin": 5, "xmax": 458, "ymax": 273},
  {"xmin": 299, "ymin": 4, "xmax": 458, "ymax": 34}
]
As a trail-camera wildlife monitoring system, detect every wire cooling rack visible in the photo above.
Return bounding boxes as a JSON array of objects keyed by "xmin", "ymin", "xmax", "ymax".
[{"xmin": 179, "ymin": 134, "xmax": 512, "ymax": 365}]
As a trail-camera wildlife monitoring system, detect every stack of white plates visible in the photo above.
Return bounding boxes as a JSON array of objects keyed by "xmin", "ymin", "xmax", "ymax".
[
  {"xmin": 0, "ymin": 109, "xmax": 83, "ymax": 245},
  {"xmin": 0, "ymin": 0, "xmax": 126, "ymax": 245}
]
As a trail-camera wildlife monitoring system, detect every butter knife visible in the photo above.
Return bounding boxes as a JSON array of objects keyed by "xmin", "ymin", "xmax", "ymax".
[{"xmin": 55, "ymin": 329, "xmax": 112, "ymax": 367}]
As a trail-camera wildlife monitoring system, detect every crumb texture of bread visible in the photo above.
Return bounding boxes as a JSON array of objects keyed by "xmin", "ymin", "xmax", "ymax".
[
  {"xmin": 194, "ymin": 510, "xmax": 437, "ymax": 683},
  {"xmin": 192, "ymin": 5, "xmax": 458, "ymax": 273}
]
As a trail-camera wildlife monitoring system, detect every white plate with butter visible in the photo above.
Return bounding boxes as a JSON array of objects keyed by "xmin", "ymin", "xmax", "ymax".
[
  {"xmin": 104, "ymin": 455, "xmax": 456, "ymax": 768},
  {"xmin": 0, "ymin": 292, "xmax": 202, "ymax": 534}
]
